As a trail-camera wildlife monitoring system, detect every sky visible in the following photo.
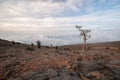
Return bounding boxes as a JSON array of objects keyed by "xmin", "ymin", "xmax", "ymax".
[{"xmin": 0, "ymin": 0, "xmax": 120, "ymax": 45}]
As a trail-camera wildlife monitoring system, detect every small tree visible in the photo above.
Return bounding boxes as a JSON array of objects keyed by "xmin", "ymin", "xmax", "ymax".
[
  {"xmin": 36, "ymin": 40, "xmax": 41, "ymax": 48},
  {"xmin": 50, "ymin": 44, "xmax": 53, "ymax": 48},
  {"xmin": 75, "ymin": 25, "xmax": 91, "ymax": 50},
  {"xmin": 31, "ymin": 43, "xmax": 34, "ymax": 46}
]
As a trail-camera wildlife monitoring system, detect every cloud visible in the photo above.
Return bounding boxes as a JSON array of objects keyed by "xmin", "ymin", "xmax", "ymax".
[
  {"xmin": 0, "ymin": 27, "xmax": 120, "ymax": 45},
  {"xmin": 0, "ymin": 32, "xmax": 71, "ymax": 46},
  {"xmin": 0, "ymin": 7, "xmax": 120, "ymax": 29},
  {"xmin": 2, "ymin": 0, "xmax": 117, "ymax": 18},
  {"xmin": 0, "ymin": 0, "xmax": 84, "ymax": 18},
  {"xmin": 0, "ymin": 0, "xmax": 120, "ymax": 45}
]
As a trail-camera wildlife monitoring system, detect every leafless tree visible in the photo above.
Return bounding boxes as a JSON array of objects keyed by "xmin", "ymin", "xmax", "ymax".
[{"xmin": 75, "ymin": 25, "xmax": 91, "ymax": 50}]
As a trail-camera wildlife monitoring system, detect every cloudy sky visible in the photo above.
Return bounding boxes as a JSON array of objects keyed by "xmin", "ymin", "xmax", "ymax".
[{"xmin": 0, "ymin": 0, "xmax": 120, "ymax": 45}]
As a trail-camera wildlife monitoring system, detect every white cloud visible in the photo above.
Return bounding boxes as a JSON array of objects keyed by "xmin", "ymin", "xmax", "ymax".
[
  {"xmin": 0, "ymin": 0, "xmax": 120, "ymax": 28},
  {"xmin": 1, "ymin": 7, "xmax": 120, "ymax": 28},
  {"xmin": 0, "ymin": 0, "xmax": 84, "ymax": 18},
  {"xmin": 0, "ymin": 27, "xmax": 120, "ymax": 45},
  {"xmin": 0, "ymin": 0, "xmax": 120, "ymax": 45}
]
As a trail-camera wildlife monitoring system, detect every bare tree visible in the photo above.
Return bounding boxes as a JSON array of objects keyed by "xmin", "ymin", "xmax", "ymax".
[{"xmin": 75, "ymin": 25, "xmax": 91, "ymax": 50}]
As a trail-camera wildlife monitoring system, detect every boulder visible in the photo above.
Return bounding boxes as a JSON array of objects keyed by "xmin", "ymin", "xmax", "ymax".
[
  {"xmin": 85, "ymin": 71, "xmax": 101, "ymax": 80},
  {"xmin": 21, "ymin": 68, "xmax": 81, "ymax": 80}
]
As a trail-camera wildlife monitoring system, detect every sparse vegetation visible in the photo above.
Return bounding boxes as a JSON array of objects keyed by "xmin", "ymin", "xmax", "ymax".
[
  {"xmin": 36, "ymin": 40, "xmax": 41, "ymax": 48},
  {"xmin": 0, "ymin": 39, "xmax": 120, "ymax": 80},
  {"xmin": 50, "ymin": 44, "xmax": 53, "ymax": 48},
  {"xmin": 75, "ymin": 25, "xmax": 91, "ymax": 50}
]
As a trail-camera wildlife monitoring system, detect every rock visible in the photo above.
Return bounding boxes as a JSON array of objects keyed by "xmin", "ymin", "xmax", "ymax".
[
  {"xmin": 8, "ymin": 77, "xmax": 22, "ymax": 80},
  {"xmin": 85, "ymin": 71, "xmax": 101, "ymax": 80},
  {"xmin": 106, "ymin": 64, "xmax": 120, "ymax": 80},
  {"xmin": 58, "ymin": 68, "xmax": 69, "ymax": 76},
  {"xmin": 47, "ymin": 69, "xmax": 59, "ymax": 78},
  {"xmin": 87, "ymin": 63, "xmax": 106, "ymax": 71},
  {"xmin": 109, "ymin": 60, "xmax": 120, "ymax": 66},
  {"xmin": 21, "ymin": 68, "xmax": 82, "ymax": 80},
  {"xmin": 50, "ymin": 75, "xmax": 81, "ymax": 80},
  {"xmin": 50, "ymin": 77, "xmax": 61, "ymax": 80},
  {"xmin": 71, "ymin": 61, "xmax": 95, "ymax": 73},
  {"xmin": 33, "ymin": 76, "xmax": 49, "ymax": 80},
  {"xmin": 22, "ymin": 71, "xmax": 38, "ymax": 80},
  {"xmin": 60, "ymin": 74, "xmax": 80, "ymax": 80},
  {"xmin": 58, "ymin": 68, "xmax": 81, "ymax": 80},
  {"xmin": 22, "ymin": 71, "xmax": 49, "ymax": 80}
]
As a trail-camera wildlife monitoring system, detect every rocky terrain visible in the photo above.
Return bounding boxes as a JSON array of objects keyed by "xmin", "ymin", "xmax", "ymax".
[{"xmin": 0, "ymin": 39, "xmax": 120, "ymax": 80}]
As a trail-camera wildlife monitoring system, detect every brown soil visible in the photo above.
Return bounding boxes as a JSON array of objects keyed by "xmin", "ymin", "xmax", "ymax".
[{"xmin": 0, "ymin": 39, "xmax": 120, "ymax": 80}]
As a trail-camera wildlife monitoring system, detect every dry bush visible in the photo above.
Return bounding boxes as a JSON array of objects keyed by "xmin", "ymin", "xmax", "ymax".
[
  {"xmin": 11, "ymin": 41, "xmax": 15, "ymax": 44},
  {"xmin": 55, "ymin": 46, "xmax": 58, "ymax": 49},
  {"xmin": 36, "ymin": 40, "xmax": 41, "ymax": 48}
]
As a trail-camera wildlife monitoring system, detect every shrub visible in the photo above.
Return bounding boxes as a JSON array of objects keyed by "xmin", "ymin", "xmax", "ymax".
[
  {"xmin": 50, "ymin": 44, "xmax": 53, "ymax": 48},
  {"xmin": 36, "ymin": 40, "xmax": 41, "ymax": 48},
  {"xmin": 16, "ymin": 42, "xmax": 21, "ymax": 45},
  {"xmin": 31, "ymin": 43, "xmax": 34, "ymax": 46},
  {"xmin": 25, "ymin": 47, "xmax": 34, "ymax": 52},
  {"xmin": 56, "ymin": 46, "xmax": 58, "ymax": 49},
  {"xmin": 11, "ymin": 41, "xmax": 15, "ymax": 44}
]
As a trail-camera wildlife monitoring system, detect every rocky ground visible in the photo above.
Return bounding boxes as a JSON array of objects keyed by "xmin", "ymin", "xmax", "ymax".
[{"xmin": 0, "ymin": 39, "xmax": 120, "ymax": 80}]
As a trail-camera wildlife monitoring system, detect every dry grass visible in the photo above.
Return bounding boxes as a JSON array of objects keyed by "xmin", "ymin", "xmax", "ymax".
[{"xmin": 0, "ymin": 39, "xmax": 120, "ymax": 79}]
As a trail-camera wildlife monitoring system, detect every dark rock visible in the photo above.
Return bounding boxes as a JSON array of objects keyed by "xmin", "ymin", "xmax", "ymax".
[
  {"xmin": 8, "ymin": 77, "xmax": 23, "ymax": 80},
  {"xmin": 50, "ymin": 77, "xmax": 60, "ymax": 80},
  {"xmin": 109, "ymin": 60, "xmax": 120, "ymax": 66},
  {"xmin": 58, "ymin": 68, "xmax": 69, "ymax": 76},
  {"xmin": 47, "ymin": 69, "xmax": 59, "ymax": 78},
  {"xmin": 22, "ymin": 71, "xmax": 38, "ymax": 80},
  {"xmin": 106, "ymin": 64, "xmax": 120, "ymax": 80},
  {"xmin": 71, "ymin": 61, "xmax": 95, "ymax": 73},
  {"xmin": 85, "ymin": 71, "xmax": 101, "ymax": 80},
  {"xmin": 87, "ymin": 63, "xmax": 106, "ymax": 71},
  {"xmin": 50, "ymin": 74, "xmax": 81, "ymax": 80},
  {"xmin": 21, "ymin": 68, "xmax": 81, "ymax": 80}
]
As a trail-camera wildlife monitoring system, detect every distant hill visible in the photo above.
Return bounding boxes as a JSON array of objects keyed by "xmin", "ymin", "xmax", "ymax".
[{"xmin": 0, "ymin": 38, "xmax": 120, "ymax": 47}]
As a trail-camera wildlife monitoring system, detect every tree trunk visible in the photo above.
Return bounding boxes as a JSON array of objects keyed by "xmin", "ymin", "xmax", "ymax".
[{"xmin": 83, "ymin": 38, "xmax": 86, "ymax": 50}]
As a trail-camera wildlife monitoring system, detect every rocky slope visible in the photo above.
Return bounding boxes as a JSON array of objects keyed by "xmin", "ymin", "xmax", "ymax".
[{"xmin": 0, "ymin": 39, "xmax": 120, "ymax": 80}]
